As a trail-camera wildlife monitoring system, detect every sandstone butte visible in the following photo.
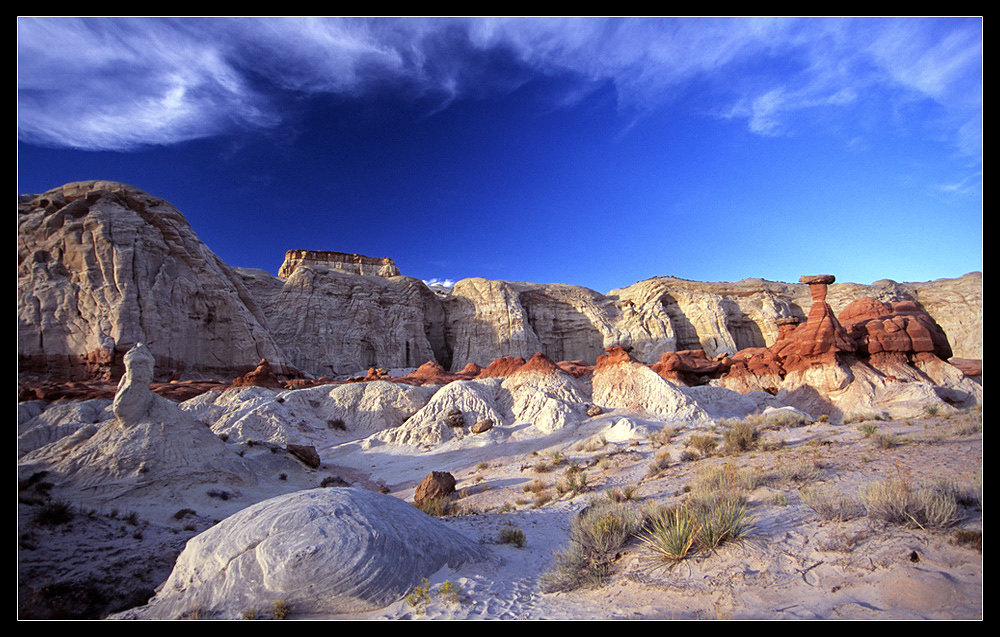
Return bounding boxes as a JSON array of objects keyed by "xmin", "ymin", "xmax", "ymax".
[{"xmin": 18, "ymin": 181, "xmax": 982, "ymax": 404}]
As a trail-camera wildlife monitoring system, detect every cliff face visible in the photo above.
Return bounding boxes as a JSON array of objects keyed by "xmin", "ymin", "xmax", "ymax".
[
  {"xmin": 239, "ymin": 264, "xmax": 446, "ymax": 377},
  {"xmin": 18, "ymin": 181, "xmax": 294, "ymax": 382},
  {"xmin": 17, "ymin": 182, "xmax": 982, "ymax": 384}
]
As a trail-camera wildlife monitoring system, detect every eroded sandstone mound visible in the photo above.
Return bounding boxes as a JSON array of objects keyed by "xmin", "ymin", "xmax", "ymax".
[
  {"xmin": 19, "ymin": 343, "xmax": 259, "ymax": 505},
  {"xmin": 123, "ymin": 488, "xmax": 494, "ymax": 619}
]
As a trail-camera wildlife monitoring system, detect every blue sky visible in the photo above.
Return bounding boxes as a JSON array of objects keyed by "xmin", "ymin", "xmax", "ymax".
[{"xmin": 17, "ymin": 17, "xmax": 982, "ymax": 292}]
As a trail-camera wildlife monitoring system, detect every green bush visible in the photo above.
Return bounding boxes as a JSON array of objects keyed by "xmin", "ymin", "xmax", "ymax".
[
  {"xmin": 542, "ymin": 501, "xmax": 643, "ymax": 592},
  {"xmin": 497, "ymin": 525, "xmax": 525, "ymax": 548}
]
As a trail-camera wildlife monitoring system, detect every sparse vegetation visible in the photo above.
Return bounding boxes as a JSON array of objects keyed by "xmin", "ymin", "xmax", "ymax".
[
  {"xmin": 646, "ymin": 449, "xmax": 671, "ymax": 478},
  {"xmin": 273, "ymin": 598, "xmax": 290, "ymax": 619},
  {"xmin": 418, "ymin": 496, "xmax": 455, "ymax": 517},
  {"xmin": 639, "ymin": 506, "xmax": 698, "ymax": 561},
  {"xmin": 640, "ymin": 469, "xmax": 755, "ymax": 563},
  {"xmin": 800, "ymin": 486, "xmax": 862, "ymax": 522},
  {"xmin": 405, "ymin": 578, "xmax": 433, "ymax": 614},
  {"xmin": 688, "ymin": 434, "xmax": 718, "ymax": 457},
  {"xmin": 952, "ymin": 529, "xmax": 982, "ymax": 552},
  {"xmin": 34, "ymin": 500, "xmax": 74, "ymax": 526},
  {"xmin": 844, "ymin": 412, "xmax": 887, "ymax": 424},
  {"xmin": 859, "ymin": 478, "xmax": 964, "ymax": 529},
  {"xmin": 873, "ymin": 432, "xmax": 898, "ymax": 450},
  {"xmin": 542, "ymin": 501, "xmax": 644, "ymax": 592},
  {"xmin": 857, "ymin": 423, "xmax": 879, "ymax": 438},
  {"xmin": 722, "ymin": 420, "xmax": 759, "ymax": 454},
  {"xmin": 605, "ymin": 484, "xmax": 639, "ymax": 502},
  {"xmin": 405, "ymin": 578, "xmax": 464, "ymax": 614},
  {"xmin": 497, "ymin": 524, "xmax": 526, "ymax": 548},
  {"xmin": 557, "ymin": 471, "xmax": 588, "ymax": 497}
]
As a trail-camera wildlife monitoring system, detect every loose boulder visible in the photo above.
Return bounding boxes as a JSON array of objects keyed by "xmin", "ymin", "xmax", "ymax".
[{"xmin": 413, "ymin": 471, "xmax": 457, "ymax": 507}]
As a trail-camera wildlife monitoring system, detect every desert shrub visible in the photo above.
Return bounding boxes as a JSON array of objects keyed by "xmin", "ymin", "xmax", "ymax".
[
  {"xmin": 777, "ymin": 458, "xmax": 822, "ymax": 484},
  {"xmin": 417, "ymin": 496, "xmax": 454, "ymax": 517},
  {"xmin": 640, "ymin": 506, "xmax": 698, "ymax": 561},
  {"xmin": 173, "ymin": 508, "xmax": 196, "ymax": 520},
  {"xmin": 523, "ymin": 479, "xmax": 547, "ymax": 494},
  {"xmin": 326, "ymin": 418, "xmax": 346, "ymax": 431},
  {"xmin": 557, "ymin": 471, "xmax": 588, "ymax": 497},
  {"xmin": 845, "ymin": 412, "xmax": 887, "ymax": 424},
  {"xmin": 273, "ymin": 598, "xmax": 290, "ymax": 619},
  {"xmin": 34, "ymin": 501, "xmax": 74, "ymax": 526},
  {"xmin": 692, "ymin": 463, "xmax": 767, "ymax": 496},
  {"xmin": 722, "ymin": 421, "xmax": 759, "ymax": 454},
  {"xmin": 923, "ymin": 405, "xmax": 940, "ymax": 417},
  {"xmin": 320, "ymin": 475, "xmax": 349, "ymax": 488},
  {"xmin": 872, "ymin": 432, "xmax": 898, "ymax": 450},
  {"xmin": 952, "ymin": 529, "xmax": 982, "ymax": 551},
  {"xmin": 497, "ymin": 524, "xmax": 526, "ymax": 548},
  {"xmin": 605, "ymin": 484, "xmax": 639, "ymax": 503},
  {"xmin": 800, "ymin": 486, "xmax": 862, "ymax": 522},
  {"xmin": 688, "ymin": 434, "xmax": 718, "ymax": 457},
  {"xmin": 649, "ymin": 427, "xmax": 678, "ymax": 447},
  {"xmin": 640, "ymin": 485, "xmax": 753, "ymax": 562},
  {"xmin": 405, "ymin": 578, "xmax": 433, "ymax": 614},
  {"xmin": 860, "ymin": 478, "xmax": 963, "ymax": 529},
  {"xmin": 685, "ymin": 491, "xmax": 752, "ymax": 550},
  {"xmin": 533, "ymin": 491, "xmax": 553, "ymax": 508},
  {"xmin": 857, "ymin": 423, "xmax": 879, "ymax": 438},
  {"xmin": 646, "ymin": 449, "xmax": 671, "ymax": 478},
  {"xmin": 542, "ymin": 501, "xmax": 643, "ymax": 592},
  {"xmin": 437, "ymin": 580, "xmax": 463, "ymax": 605}
]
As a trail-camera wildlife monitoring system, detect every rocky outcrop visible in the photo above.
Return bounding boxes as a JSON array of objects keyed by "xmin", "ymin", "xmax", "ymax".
[
  {"xmin": 277, "ymin": 250, "xmax": 400, "ymax": 278},
  {"xmin": 18, "ymin": 181, "xmax": 294, "ymax": 383},
  {"xmin": 717, "ymin": 276, "xmax": 981, "ymax": 419}
]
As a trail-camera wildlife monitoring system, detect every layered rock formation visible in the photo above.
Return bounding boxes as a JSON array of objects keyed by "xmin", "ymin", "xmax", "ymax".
[
  {"xmin": 18, "ymin": 181, "xmax": 294, "ymax": 383},
  {"xmin": 719, "ymin": 276, "xmax": 981, "ymax": 419},
  {"xmin": 18, "ymin": 181, "xmax": 982, "ymax": 390},
  {"xmin": 238, "ymin": 254, "xmax": 447, "ymax": 377}
]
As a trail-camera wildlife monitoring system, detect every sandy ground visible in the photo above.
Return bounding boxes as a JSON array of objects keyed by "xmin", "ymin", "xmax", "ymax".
[
  {"xmin": 320, "ymin": 409, "xmax": 982, "ymax": 620},
  {"xmin": 19, "ymin": 407, "xmax": 982, "ymax": 620}
]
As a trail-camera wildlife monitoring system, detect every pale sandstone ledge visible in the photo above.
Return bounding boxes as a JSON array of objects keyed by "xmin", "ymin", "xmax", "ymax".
[{"xmin": 277, "ymin": 250, "xmax": 400, "ymax": 279}]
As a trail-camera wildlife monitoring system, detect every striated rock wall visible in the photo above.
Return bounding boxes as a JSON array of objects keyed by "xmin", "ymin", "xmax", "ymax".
[
  {"xmin": 18, "ymin": 182, "xmax": 982, "ymax": 386},
  {"xmin": 240, "ymin": 264, "xmax": 446, "ymax": 377},
  {"xmin": 18, "ymin": 181, "xmax": 295, "ymax": 383}
]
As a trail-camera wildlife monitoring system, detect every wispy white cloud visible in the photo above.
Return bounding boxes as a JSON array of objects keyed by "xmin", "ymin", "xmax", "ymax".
[
  {"xmin": 422, "ymin": 278, "xmax": 456, "ymax": 288},
  {"xmin": 17, "ymin": 17, "xmax": 981, "ymax": 158}
]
